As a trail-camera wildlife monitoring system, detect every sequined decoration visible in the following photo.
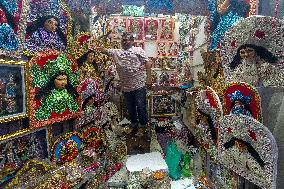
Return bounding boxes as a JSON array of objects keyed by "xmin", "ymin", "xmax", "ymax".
[
  {"xmin": 0, "ymin": 0, "xmax": 19, "ymax": 51},
  {"xmin": 219, "ymin": 115, "xmax": 278, "ymax": 188},
  {"xmin": 1, "ymin": 0, "xmax": 18, "ymax": 15},
  {"xmin": 65, "ymin": 0, "xmax": 91, "ymax": 13},
  {"xmin": 208, "ymin": 0, "xmax": 250, "ymax": 50},
  {"xmin": 220, "ymin": 16, "xmax": 284, "ymax": 87},
  {"xmin": 29, "ymin": 50, "xmax": 80, "ymax": 128},
  {"xmin": 25, "ymin": 27, "xmax": 66, "ymax": 53},
  {"xmin": 0, "ymin": 24, "xmax": 18, "ymax": 51},
  {"xmin": 35, "ymin": 89, "xmax": 79, "ymax": 120},
  {"xmin": 29, "ymin": 0, "xmax": 58, "ymax": 21},
  {"xmin": 31, "ymin": 54, "xmax": 79, "ymax": 89},
  {"xmin": 228, "ymin": 90, "xmax": 252, "ymax": 105},
  {"xmin": 146, "ymin": 0, "xmax": 173, "ymax": 13},
  {"xmin": 28, "ymin": 0, "xmax": 69, "ymax": 34}
]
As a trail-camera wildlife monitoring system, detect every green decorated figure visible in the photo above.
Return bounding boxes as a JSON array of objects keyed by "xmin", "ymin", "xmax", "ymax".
[
  {"xmin": 31, "ymin": 54, "xmax": 80, "ymax": 120},
  {"xmin": 166, "ymin": 142, "xmax": 182, "ymax": 180},
  {"xmin": 181, "ymin": 151, "xmax": 191, "ymax": 178}
]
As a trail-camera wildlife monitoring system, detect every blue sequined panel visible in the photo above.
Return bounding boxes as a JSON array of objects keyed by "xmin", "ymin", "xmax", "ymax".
[
  {"xmin": 0, "ymin": 23, "xmax": 18, "ymax": 51},
  {"xmin": 208, "ymin": 0, "xmax": 250, "ymax": 51}
]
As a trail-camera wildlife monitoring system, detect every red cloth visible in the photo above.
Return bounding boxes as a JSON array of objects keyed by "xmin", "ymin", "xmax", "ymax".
[{"xmin": 0, "ymin": 9, "xmax": 7, "ymax": 23}]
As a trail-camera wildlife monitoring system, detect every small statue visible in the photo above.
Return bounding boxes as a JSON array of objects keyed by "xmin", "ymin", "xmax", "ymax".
[
  {"xmin": 166, "ymin": 142, "xmax": 182, "ymax": 180},
  {"xmin": 181, "ymin": 152, "xmax": 192, "ymax": 177}
]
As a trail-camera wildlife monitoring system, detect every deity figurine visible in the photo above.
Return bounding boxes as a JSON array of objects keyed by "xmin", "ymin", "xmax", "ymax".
[
  {"xmin": 159, "ymin": 72, "xmax": 170, "ymax": 86},
  {"xmin": 151, "ymin": 71, "xmax": 158, "ymax": 85},
  {"xmin": 130, "ymin": 19, "xmax": 140, "ymax": 38},
  {"xmin": 25, "ymin": 15, "xmax": 67, "ymax": 53},
  {"xmin": 161, "ymin": 20, "xmax": 173, "ymax": 40},
  {"xmin": 196, "ymin": 109, "xmax": 218, "ymax": 147},
  {"xmin": 77, "ymin": 50, "xmax": 100, "ymax": 82},
  {"xmin": 59, "ymin": 139, "xmax": 79, "ymax": 164},
  {"xmin": 31, "ymin": 54, "xmax": 79, "ymax": 121},
  {"xmin": 80, "ymin": 78, "xmax": 102, "ymax": 115},
  {"xmin": 6, "ymin": 97, "xmax": 17, "ymax": 113},
  {"xmin": 227, "ymin": 44, "xmax": 284, "ymax": 87},
  {"xmin": 146, "ymin": 19, "xmax": 155, "ymax": 36},
  {"xmin": 181, "ymin": 152, "xmax": 192, "ymax": 178},
  {"xmin": 228, "ymin": 90, "xmax": 252, "ymax": 117},
  {"xmin": 5, "ymin": 74, "xmax": 17, "ymax": 113}
]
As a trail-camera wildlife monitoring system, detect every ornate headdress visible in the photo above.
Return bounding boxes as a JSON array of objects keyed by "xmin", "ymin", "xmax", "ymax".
[
  {"xmin": 79, "ymin": 79, "xmax": 98, "ymax": 102},
  {"xmin": 220, "ymin": 16, "xmax": 284, "ymax": 67},
  {"xmin": 194, "ymin": 87, "xmax": 223, "ymax": 150},
  {"xmin": 1, "ymin": 0, "xmax": 18, "ymax": 15},
  {"xmin": 228, "ymin": 90, "xmax": 252, "ymax": 105},
  {"xmin": 219, "ymin": 115, "xmax": 278, "ymax": 189},
  {"xmin": 30, "ymin": 53, "xmax": 79, "ymax": 89},
  {"xmin": 223, "ymin": 82, "xmax": 262, "ymax": 121},
  {"xmin": 195, "ymin": 86, "xmax": 223, "ymax": 124},
  {"xmin": 71, "ymin": 32, "xmax": 91, "ymax": 59}
]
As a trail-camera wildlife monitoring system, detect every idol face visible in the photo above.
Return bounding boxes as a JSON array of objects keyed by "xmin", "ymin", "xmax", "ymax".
[
  {"xmin": 44, "ymin": 18, "xmax": 58, "ymax": 32},
  {"xmin": 239, "ymin": 47, "xmax": 256, "ymax": 61},
  {"xmin": 54, "ymin": 74, "xmax": 68, "ymax": 89},
  {"xmin": 86, "ymin": 52, "xmax": 95, "ymax": 63}
]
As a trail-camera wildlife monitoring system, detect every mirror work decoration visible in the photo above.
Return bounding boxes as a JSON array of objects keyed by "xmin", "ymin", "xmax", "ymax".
[
  {"xmin": 0, "ymin": 59, "xmax": 28, "ymax": 124},
  {"xmin": 28, "ymin": 50, "xmax": 81, "ymax": 128}
]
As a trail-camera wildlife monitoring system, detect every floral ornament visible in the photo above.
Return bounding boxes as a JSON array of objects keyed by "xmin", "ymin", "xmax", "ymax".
[
  {"xmin": 223, "ymin": 82, "xmax": 262, "ymax": 121},
  {"xmin": 228, "ymin": 90, "xmax": 252, "ymax": 106},
  {"xmin": 52, "ymin": 132, "xmax": 82, "ymax": 165},
  {"xmin": 219, "ymin": 114, "xmax": 278, "ymax": 189}
]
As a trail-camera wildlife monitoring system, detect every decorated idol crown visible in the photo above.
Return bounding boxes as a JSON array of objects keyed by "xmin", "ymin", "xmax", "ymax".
[
  {"xmin": 228, "ymin": 90, "xmax": 252, "ymax": 105},
  {"xmin": 80, "ymin": 79, "xmax": 98, "ymax": 102},
  {"xmin": 1, "ymin": 0, "xmax": 18, "ymax": 14},
  {"xmin": 195, "ymin": 87, "xmax": 223, "ymax": 120},
  {"xmin": 28, "ymin": 0, "xmax": 61, "ymax": 21},
  {"xmin": 30, "ymin": 53, "xmax": 79, "ymax": 89},
  {"xmin": 221, "ymin": 16, "xmax": 284, "ymax": 66}
]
